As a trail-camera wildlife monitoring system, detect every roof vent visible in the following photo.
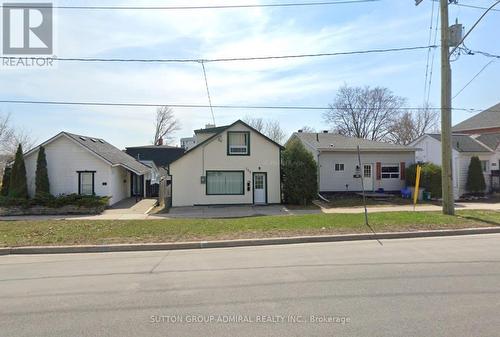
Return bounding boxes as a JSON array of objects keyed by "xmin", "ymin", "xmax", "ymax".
[
  {"xmin": 330, "ymin": 144, "xmax": 335, "ymax": 147},
  {"xmin": 79, "ymin": 136, "xmax": 86, "ymax": 141},
  {"xmin": 323, "ymin": 130, "xmax": 329, "ymax": 133},
  {"xmin": 99, "ymin": 139, "xmax": 104, "ymax": 143},
  {"xmin": 90, "ymin": 138, "xmax": 97, "ymax": 142},
  {"xmin": 298, "ymin": 129, "xmax": 303, "ymax": 133}
]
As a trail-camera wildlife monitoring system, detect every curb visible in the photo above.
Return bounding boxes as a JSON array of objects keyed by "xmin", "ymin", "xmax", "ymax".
[{"xmin": 2, "ymin": 227, "xmax": 500, "ymax": 255}]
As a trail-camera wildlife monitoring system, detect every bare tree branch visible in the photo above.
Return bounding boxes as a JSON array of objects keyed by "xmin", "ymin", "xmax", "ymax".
[
  {"xmin": 242, "ymin": 116, "xmax": 265, "ymax": 132},
  {"xmin": 153, "ymin": 106, "xmax": 180, "ymax": 145},
  {"xmin": 324, "ymin": 85, "xmax": 406, "ymax": 141},
  {"xmin": 243, "ymin": 117, "xmax": 287, "ymax": 144},
  {"xmin": 387, "ymin": 103, "xmax": 440, "ymax": 145}
]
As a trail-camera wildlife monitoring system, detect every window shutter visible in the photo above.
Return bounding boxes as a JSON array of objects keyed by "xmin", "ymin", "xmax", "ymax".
[
  {"xmin": 376, "ymin": 162, "xmax": 381, "ymax": 180},
  {"xmin": 400, "ymin": 162, "xmax": 406, "ymax": 180}
]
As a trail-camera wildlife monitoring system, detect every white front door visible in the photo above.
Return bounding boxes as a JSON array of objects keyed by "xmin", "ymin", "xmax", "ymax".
[
  {"xmin": 363, "ymin": 164, "xmax": 374, "ymax": 191},
  {"xmin": 253, "ymin": 173, "xmax": 267, "ymax": 204}
]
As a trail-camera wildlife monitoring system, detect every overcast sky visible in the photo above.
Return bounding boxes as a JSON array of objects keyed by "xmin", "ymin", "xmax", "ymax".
[{"xmin": 1, "ymin": 0, "xmax": 499, "ymax": 149}]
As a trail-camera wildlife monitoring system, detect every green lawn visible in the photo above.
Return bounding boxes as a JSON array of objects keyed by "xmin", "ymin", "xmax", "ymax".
[{"xmin": 1, "ymin": 210, "xmax": 499, "ymax": 247}]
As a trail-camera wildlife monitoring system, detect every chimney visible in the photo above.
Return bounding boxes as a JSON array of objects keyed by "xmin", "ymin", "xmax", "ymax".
[
  {"xmin": 205, "ymin": 124, "xmax": 215, "ymax": 129},
  {"xmin": 157, "ymin": 137, "xmax": 164, "ymax": 146},
  {"xmin": 316, "ymin": 133, "xmax": 319, "ymax": 142}
]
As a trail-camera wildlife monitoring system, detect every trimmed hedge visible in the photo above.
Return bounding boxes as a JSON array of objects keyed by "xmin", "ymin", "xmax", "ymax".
[
  {"xmin": 0, "ymin": 194, "xmax": 110, "ymax": 209},
  {"xmin": 405, "ymin": 163, "xmax": 442, "ymax": 198}
]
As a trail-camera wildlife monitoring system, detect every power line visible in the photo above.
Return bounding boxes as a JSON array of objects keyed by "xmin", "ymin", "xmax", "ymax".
[
  {"xmin": 0, "ymin": 99, "xmax": 492, "ymax": 113},
  {"xmin": 452, "ymin": 59, "xmax": 495, "ymax": 99},
  {"xmin": 1, "ymin": 45, "xmax": 437, "ymax": 64},
  {"xmin": 426, "ymin": 5, "xmax": 440, "ymax": 104},
  {"xmin": 0, "ymin": 0, "xmax": 380, "ymax": 10},
  {"xmin": 451, "ymin": 2, "xmax": 500, "ymax": 12},
  {"xmin": 200, "ymin": 61, "xmax": 216, "ymax": 125},
  {"xmin": 423, "ymin": 0, "xmax": 436, "ymax": 104}
]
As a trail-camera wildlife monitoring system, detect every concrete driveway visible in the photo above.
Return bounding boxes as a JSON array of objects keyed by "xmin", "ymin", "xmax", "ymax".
[{"xmin": 154, "ymin": 205, "xmax": 319, "ymax": 219}]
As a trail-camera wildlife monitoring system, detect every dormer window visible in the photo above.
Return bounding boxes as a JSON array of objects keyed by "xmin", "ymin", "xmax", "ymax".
[{"xmin": 227, "ymin": 131, "xmax": 250, "ymax": 156}]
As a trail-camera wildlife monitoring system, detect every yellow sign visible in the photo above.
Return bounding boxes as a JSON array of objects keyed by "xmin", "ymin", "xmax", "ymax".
[{"xmin": 413, "ymin": 165, "xmax": 422, "ymax": 207}]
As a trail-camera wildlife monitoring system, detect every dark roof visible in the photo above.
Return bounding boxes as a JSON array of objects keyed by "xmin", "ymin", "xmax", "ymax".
[
  {"xmin": 63, "ymin": 132, "xmax": 150, "ymax": 174},
  {"xmin": 453, "ymin": 102, "xmax": 500, "ymax": 132},
  {"xmin": 428, "ymin": 134, "xmax": 491, "ymax": 153},
  {"xmin": 476, "ymin": 133, "xmax": 500, "ymax": 150},
  {"xmin": 293, "ymin": 132, "xmax": 415, "ymax": 151},
  {"xmin": 194, "ymin": 125, "xmax": 228, "ymax": 134},
  {"xmin": 125, "ymin": 145, "xmax": 185, "ymax": 167}
]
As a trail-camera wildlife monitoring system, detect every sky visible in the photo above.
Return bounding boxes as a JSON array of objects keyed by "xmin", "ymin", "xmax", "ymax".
[{"xmin": 0, "ymin": 0, "xmax": 499, "ymax": 149}]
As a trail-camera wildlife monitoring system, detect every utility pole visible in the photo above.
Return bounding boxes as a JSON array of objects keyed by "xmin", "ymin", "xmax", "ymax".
[
  {"xmin": 440, "ymin": 0, "xmax": 455, "ymax": 215},
  {"xmin": 416, "ymin": 0, "xmax": 454, "ymax": 214}
]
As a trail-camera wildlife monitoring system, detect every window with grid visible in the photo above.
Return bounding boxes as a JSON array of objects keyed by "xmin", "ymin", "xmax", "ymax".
[
  {"xmin": 334, "ymin": 163, "xmax": 344, "ymax": 172},
  {"xmin": 79, "ymin": 172, "xmax": 94, "ymax": 195},
  {"xmin": 228, "ymin": 132, "xmax": 250, "ymax": 155},
  {"xmin": 381, "ymin": 164, "xmax": 399, "ymax": 179},
  {"xmin": 481, "ymin": 160, "xmax": 489, "ymax": 172}
]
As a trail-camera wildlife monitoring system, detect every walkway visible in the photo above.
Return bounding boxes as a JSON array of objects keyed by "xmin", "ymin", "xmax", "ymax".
[{"xmin": 321, "ymin": 202, "xmax": 500, "ymax": 214}]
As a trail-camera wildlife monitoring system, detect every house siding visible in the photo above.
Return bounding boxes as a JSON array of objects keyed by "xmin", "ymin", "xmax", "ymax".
[
  {"xmin": 318, "ymin": 151, "xmax": 415, "ymax": 192},
  {"xmin": 412, "ymin": 135, "xmax": 492, "ymax": 198},
  {"xmin": 170, "ymin": 124, "xmax": 281, "ymax": 206},
  {"xmin": 25, "ymin": 135, "xmax": 118, "ymax": 205}
]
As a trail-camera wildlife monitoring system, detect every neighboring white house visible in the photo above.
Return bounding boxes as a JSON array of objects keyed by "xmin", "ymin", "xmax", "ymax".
[
  {"xmin": 23, "ymin": 132, "xmax": 150, "ymax": 205},
  {"xmin": 289, "ymin": 131, "xmax": 416, "ymax": 193},
  {"xmin": 411, "ymin": 133, "xmax": 497, "ymax": 198},
  {"xmin": 169, "ymin": 120, "xmax": 283, "ymax": 207}
]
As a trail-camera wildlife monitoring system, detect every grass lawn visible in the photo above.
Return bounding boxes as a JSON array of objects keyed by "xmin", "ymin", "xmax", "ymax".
[{"xmin": 1, "ymin": 210, "xmax": 499, "ymax": 247}]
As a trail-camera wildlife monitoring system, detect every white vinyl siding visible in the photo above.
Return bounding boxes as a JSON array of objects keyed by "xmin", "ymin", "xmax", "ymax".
[{"xmin": 206, "ymin": 171, "xmax": 244, "ymax": 195}]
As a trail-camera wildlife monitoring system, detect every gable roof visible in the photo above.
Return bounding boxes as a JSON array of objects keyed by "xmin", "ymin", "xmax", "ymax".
[
  {"xmin": 25, "ymin": 132, "xmax": 149, "ymax": 175},
  {"xmin": 179, "ymin": 120, "xmax": 284, "ymax": 158},
  {"xmin": 292, "ymin": 132, "xmax": 415, "ymax": 152},
  {"xmin": 194, "ymin": 125, "xmax": 228, "ymax": 135},
  {"xmin": 476, "ymin": 133, "xmax": 500, "ymax": 151},
  {"xmin": 427, "ymin": 134, "xmax": 492, "ymax": 153},
  {"xmin": 125, "ymin": 145, "xmax": 185, "ymax": 168},
  {"xmin": 453, "ymin": 103, "xmax": 500, "ymax": 132}
]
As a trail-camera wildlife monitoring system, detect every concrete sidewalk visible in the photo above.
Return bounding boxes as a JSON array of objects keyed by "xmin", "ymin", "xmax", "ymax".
[{"xmin": 320, "ymin": 202, "xmax": 500, "ymax": 214}]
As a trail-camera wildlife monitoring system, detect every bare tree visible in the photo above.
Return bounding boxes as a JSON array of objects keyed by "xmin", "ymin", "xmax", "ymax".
[
  {"xmin": 242, "ymin": 116, "xmax": 265, "ymax": 132},
  {"xmin": 265, "ymin": 120, "xmax": 287, "ymax": 144},
  {"xmin": 243, "ymin": 117, "xmax": 287, "ymax": 144},
  {"xmin": 0, "ymin": 113, "xmax": 36, "ymax": 177},
  {"xmin": 323, "ymin": 85, "xmax": 406, "ymax": 141},
  {"xmin": 388, "ymin": 104, "xmax": 439, "ymax": 145},
  {"xmin": 153, "ymin": 106, "xmax": 180, "ymax": 145}
]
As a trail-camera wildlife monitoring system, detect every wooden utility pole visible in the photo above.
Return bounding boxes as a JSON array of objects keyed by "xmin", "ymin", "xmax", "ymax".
[{"xmin": 440, "ymin": 0, "xmax": 455, "ymax": 215}]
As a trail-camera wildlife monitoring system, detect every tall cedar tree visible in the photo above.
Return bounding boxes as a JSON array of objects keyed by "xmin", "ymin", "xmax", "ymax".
[
  {"xmin": 8, "ymin": 144, "xmax": 28, "ymax": 198},
  {"xmin": 1, "ymin": 166, "xmax": 11, "ymax": 196},
  {"xmin": 282, "ymin": 138, "xmax": 318, "ymax": 205},
  {"xmin": 35, "ymin": 146, "xmax": 50, "ymax": 197},
  {"xmin": 466, "ymin": 156, "xmax": 486, "ymax": 195}
]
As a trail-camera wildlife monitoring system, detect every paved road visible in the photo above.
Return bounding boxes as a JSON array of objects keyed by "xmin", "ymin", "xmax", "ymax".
[{"xmin": 1, "ymin": 235, "xmax": 500, "ymax": 337}]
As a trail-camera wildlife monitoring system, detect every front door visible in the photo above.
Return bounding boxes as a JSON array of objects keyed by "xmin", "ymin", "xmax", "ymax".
[
  {"xmin": 363, "ymin": 164, "xmax": 374, "ymax": 191},
  {"xmin": 253, "ymin": 172, "xmax": 267, "ymax": 204}
]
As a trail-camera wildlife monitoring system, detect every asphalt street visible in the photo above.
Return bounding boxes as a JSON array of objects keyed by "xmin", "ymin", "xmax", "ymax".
[{"xmin": 1, "ymin": 234, "xmax": 500, "ymax": 337}]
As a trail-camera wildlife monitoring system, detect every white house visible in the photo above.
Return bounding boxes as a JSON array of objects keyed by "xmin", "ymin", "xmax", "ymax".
[
  {"xmin": 289, "ymin": 131, "xmax": 416, "ymax": 193},
  {"xmin": 411, "ymin": 133, "xmax": 497, "ymax": 198},
  {"xmin": 169, "ymin": 120, "xmax": 282, "ymax": 207},
  {"xmin": 24, "ymin": 132, "xmax": 150, "ymax": 205}
]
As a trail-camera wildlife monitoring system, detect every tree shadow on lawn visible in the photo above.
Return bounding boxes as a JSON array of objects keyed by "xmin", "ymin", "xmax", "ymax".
[{"xmin": 457, "ymin": 215, "xmax": 500, "ymax": 227}]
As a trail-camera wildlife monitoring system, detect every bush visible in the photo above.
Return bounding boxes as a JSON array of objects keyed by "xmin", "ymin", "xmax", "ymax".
[
  {"xmin": 1, "ymin": 166, "xmax": 11, "ymax": 196},
  {"xmin": 282, "ymin": 138, "xmax": 318, "ymax": 205},
  {"xmin": 406, "ymin": 163, "xmax": 442, "ymax": 198},
  {"xmin": 35, "ymin": 146, "xmax": 50, "ymax": 197},
  {"xmin": 8, "ymin": 144, "xmax": 28, "ymax": 199},
  {"xmin": 0, "ymin": 194, "xmax": 110, "ymax": 209},
  {"xmin": 466, "ymin": 156, "xmax": 486, "ymax": 195}
]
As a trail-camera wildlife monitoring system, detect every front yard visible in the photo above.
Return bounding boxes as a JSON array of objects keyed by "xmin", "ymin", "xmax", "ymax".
[{"xmin": 1, "ymin": 210, "xmax": 499, "ymax": 247}]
